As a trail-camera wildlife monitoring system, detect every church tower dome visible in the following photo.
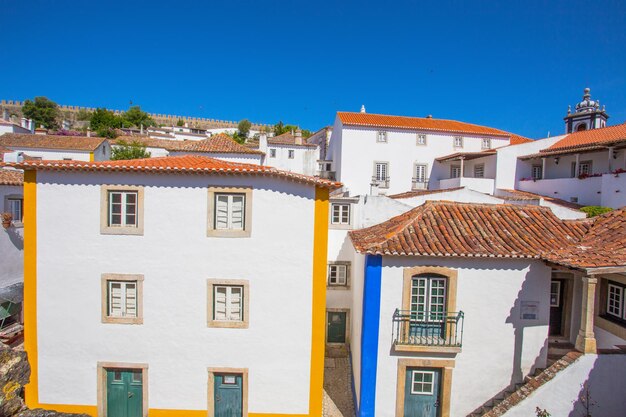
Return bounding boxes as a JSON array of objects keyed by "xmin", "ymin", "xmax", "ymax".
[{"xmin": 564, "ymin": 88, "xmax": 609, "ymax": 133}]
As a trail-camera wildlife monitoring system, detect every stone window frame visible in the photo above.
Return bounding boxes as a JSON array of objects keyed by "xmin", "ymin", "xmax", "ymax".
[
  {"xmin": 4, "ymin": 193, "xmax": 24, "ymax": 227},
  {"xmin": 416, "ymin": 134, "xmax": 427, "ymax": 146},
  {"xmin": 376, "ymin": 131, "xmax": 388, "ymax": 143},
  {"xmin": 329, "ymin": 202, "xmax": 352, "ymax": 230},
  {"xmin": 327, "ymin": 261, "xmax": 351, "ymax": 290},
  {"xmin": 101, "ymin": 273, "xmax": 144, "ymax": 325},
  {"xmin": 100, "ymin": 185, "xmax": 145, "ymax": 236},
  {"xmin": 207, "ymin": 186, "xmax": 253, "ymax": 238},
  {"xmin": 207, "ymin": 279, "xmax": 250, "ymax": 329},
  {"xmin": 97, "ymin": 362, "xmax": 149, "ymax": 417},
  {"xmin": 207, "ymin": 367, "xmax": 249, "ymax": 417},
  {"xmin": 453, "ymin": 136, "xmax": 464, "ymax": 149},
  {"xmin": 395, "ymin": 359, "xmax": 454, "ymax": 417}
]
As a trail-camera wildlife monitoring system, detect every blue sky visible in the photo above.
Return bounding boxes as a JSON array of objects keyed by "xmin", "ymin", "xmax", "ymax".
[{"xmin": 1, "ymin": 0, "xmax": 625, "ymax": 138}]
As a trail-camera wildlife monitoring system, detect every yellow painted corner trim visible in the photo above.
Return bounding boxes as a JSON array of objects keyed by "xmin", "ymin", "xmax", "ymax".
[
  {"xmin": 89, "ymin": 152, "xmax": 95, "ymax": 161},
  {"xmin": 23, "ymin": 170, "xmax": 38, "ymax": 408},
  {"xmin": 309, "ymin": 186, "xmax": 329, "ymax": 417}
]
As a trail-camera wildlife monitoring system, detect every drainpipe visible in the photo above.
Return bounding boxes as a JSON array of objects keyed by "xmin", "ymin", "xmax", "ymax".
[
  {"xmin": 575, "ymin": 154, "xmax": 580, "ymax": 177},
  {"xmin": 608, "ymin": 146, "xmax": 614, "ymax": 173},
  {"xmin": 541, "ymin": 157, "xmax": 546, "ymax": 180}
]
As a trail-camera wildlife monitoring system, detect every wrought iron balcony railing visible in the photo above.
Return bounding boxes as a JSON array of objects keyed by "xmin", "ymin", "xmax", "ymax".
[
  {"xmin": 392, "ymin": 309, "xmax": 464, "ymax": 348},
  {"xmin": 371, "ymin": 176, "xmax": 390, "ymax": 189},
  {"xmin": 411, "ymin": 177, "xmax": 430, "ymax": 190}
]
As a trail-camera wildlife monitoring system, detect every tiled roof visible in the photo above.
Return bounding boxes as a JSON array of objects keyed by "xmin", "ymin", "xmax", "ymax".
[
  {"xmin": 349, "ymin": 201, "xmax": 589, "ymax": 258},
  {"xmin": 435, "ymin": 150, "xmax": 497, "ymax": 162},
  {"xmin": 0, "ymin": 133, "xmax": 106, "ymax": 151},
  {"xmin": 115, "ymin": 134, "xmax": 263, "ymax": 155},
  {"xmin": 544, "ymin": 208, "xmax": 626, "ymax": 269},
  {"xmin": 337, "ymin": 112, "xmax": 533, "ymax": 143},
  {"xmin": 388, "ymin": 187, "xmax": 465, "ymax": 199},
  {"xmin": 0, "ymin": 168, "xmax": 23, "ymax": 185},
  {"xmin": 268, "ymin": 133, "xmax": 318, "ymax": 148},
  {"xmin": 547, "ymin": 123, "xmax": 626, "ymax": 152},
  {"xmin": 498, "ymin": 189, "xmax": 583, "ymax": 210},
  {"xmin": 14, "ymin": 155, "xmax": 341, "ymax": 189}
]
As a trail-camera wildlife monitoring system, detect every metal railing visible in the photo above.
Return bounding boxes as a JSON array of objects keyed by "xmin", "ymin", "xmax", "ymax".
[
  {"xmin": 392, "ymin": 309, "xmax": 464, "ymax": 347},
  {"xmin": 411, "ymin": 177, "xmax": 430, "ymax": 190},
  {"xmin": 371, "ymin": 176, "xmax": 390, "ymax": 189},
  {"xmin": 319, "ymin": 170, "xmax": 336, "ymax": 180}
]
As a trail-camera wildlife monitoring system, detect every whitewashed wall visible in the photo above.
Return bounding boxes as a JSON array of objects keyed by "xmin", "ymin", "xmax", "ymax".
[
  {"xmin": 0, "ymin": 184, "xmax": 23, "ymax": 289},
  {"xmin": 35, "ymin": 171, "xmax": 317, "ymax": 414},
  {"xmin": 519, "ymin": 177, "xmax": 603, "ymax": 206},
  {"xmin": 395, "ymin": 188, "xmax": 504, "ymax": 207},
  {"xmin": 375, "ymin": 257, "xmax": 552, "ymax": 417},
  {"xmin": 265, "ymin": 145, "xmax": 319, "ymax": 175},
  {"xmin": 3, "ymin": 142, "xmax": 110, "ymax": 162},
  {"xmin": 168, "ymin": 151, "xmax": 263, "ymax": 165}
]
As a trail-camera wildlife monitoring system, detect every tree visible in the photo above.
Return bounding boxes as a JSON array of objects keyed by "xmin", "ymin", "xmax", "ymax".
[
  {"xmin": 89, "ymin": 108, "xmax": 126, "ymax": 137},
  {"xmin": 176, "ymin": 118, "xmax": 185, "ymax": 127},
  {"xmin": 237, "ymin": 119, "xmax": 252, "ymax": 139},
  {"xmin": 22, "ymin": 97, "xmax": 60, "ymax": 129},
  {"xmin": 123, "ymin": 105, "xmax": 154, "ymax": 128},
  {"xmin": 111, "ymin": 140, "xmax": 151, "ymax": 160}
]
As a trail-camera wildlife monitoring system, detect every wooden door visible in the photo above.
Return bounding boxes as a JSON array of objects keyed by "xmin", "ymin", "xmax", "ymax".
[
  {"xmin": 327, "ymin": 311, "xmax": 347, "ymax": 343},
  {"xmin": 404, "ymin": 368, "xmax": 441, "ymax": 417},
  {"xmin": 106, "ymin": 369, "xmax": 142, "ymax": 417},
  {"xmin": 549, "ymin": 280, "xmax": 564, "ymax": 336},
  {"xmin": 215, "ymin": 374, "xmax": 243, "ymax": 417}
]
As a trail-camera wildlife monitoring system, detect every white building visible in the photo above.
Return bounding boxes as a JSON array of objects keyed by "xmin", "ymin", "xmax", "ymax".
[
  {"xmin": 0, "ymin": 118, "xmax": 34, "ymax": 135},
  {"xmin": 0, "ymin": 133, "xmax": 111, "ymax": 162},
  {"xmin": 19, "ymin": 155, "xmax": 337, "ymax": 417},
  {"xmin": 325, "ymin": 109, "xmax": 531, "ymax": 196},
  {"xmin": 247, "ymin": 131, "xmax": 320, "ymax": 176}
]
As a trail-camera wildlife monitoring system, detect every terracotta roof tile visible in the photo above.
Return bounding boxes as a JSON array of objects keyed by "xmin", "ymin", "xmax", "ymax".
[
  {"xmin": 268, "ymin": 133, "xmax": 318, "ymax": 148},
  {"xmin": 337, "ymin": 112, "xmax": 533, "ymax": 142},
  {"xmin": 0, "ymin": 168, "xmax": 23, "ymax": 185},
  {"xmin": 0, "ymin": 133, "xmax": 106, "ymax": 152},
  {"xmin": 349, "ymin": 201, "xmax": 589, "ymax": 258},
  {"xmin": 388, "ymin": 187, "xmax": 465, "ymax": 199},
  {"xmin": 498, "ymin": 189, "xmax": 583, "ymax": 210},
  {"xmin": 14, "ymin": 155, "xmax": 341, "ymax": 189},
  {"xmin": 115, "ymin": 134, "xmax": 263, "ymax": 155},
  {"xmin": 546, "ymin": 123, "xmax": 626, "ymax": 152}
]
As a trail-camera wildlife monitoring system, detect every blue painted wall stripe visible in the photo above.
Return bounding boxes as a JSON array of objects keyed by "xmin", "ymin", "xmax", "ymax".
[{"xmin": 359, "ymin": 254, "xmax": 383, "ymax": 417}]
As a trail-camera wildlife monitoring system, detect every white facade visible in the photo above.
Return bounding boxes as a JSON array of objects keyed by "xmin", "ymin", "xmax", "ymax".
[
  {"xmin": 167, "ymin": 150, "xmax": 263, "ymax": 165},
  {"xmin": 1, "ymin": 142, "xmax": 111, "ymax": 162},
  {"xmin": 31, "ymin": 169, "xmax": 325, "ymax": 414},
  {"xmin": 265, "ymin": 144, "xmax": 320, "ymax": 176},
  {"xmin": 0, "ymin": 183, "xmax": 23, "ymax": 289}
]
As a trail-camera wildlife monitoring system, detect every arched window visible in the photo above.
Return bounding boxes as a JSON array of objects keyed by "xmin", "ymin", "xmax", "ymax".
[{"xmin": 576, "ymin": 123, "xmax": 587, "ymax": 131}]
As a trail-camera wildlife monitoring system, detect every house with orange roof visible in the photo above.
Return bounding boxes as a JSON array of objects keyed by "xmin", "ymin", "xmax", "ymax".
[
  {"xmin": 17, "ymin": 155, "xmax": 338, "ymax": 417},
  {"xmin": 0, "ymin": 133, "xmax": 111, "ymax": 162},
  {"xmin": 324, "ymin": 106, "xmax": 531, "ymax": 197}
]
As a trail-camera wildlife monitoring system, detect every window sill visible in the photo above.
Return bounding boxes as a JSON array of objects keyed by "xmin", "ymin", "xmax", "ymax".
[
  {"xmin": 329, "ymin": 223, "xmax": 352, "ymax": 230},
  {"xmin": 101, "ymin": 226, "xmax": 144, "ymax": 236},
  {"xmin": 207, "ymin": 229, "xmax": 251, "ymax": 238},
  {"xmin": 327, "ymin": 285, "xmax": 350, "ymax": 291},
  {"xmin": 207, "ymin": 320, "xmax": 249, "ymax": 329},
  {"xmin": 102, "ymin": 316, "xmax": 143, "ymax": 325}
]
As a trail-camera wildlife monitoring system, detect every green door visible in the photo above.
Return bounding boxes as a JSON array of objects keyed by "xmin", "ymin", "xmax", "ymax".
[
  {"xmin": 215, "ymin": 374, "xmax": 243, "ymax": 417},
  {"xmin": 106, "ymin": 369, "xmax": 143, "ymax": 417},
  {"xmin": 327, "ymin": 311, "xmax": 347, "ymax": 343},
  {"xmin": 404, "ymin": 368, "xmax": 441, "ymax": 417}
]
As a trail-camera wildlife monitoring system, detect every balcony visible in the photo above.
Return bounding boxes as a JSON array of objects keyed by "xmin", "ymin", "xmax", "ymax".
[
  {"xmin": 371, "ymin": 176, "xmax": 390, "ymax": 189},
  {"xmin": 392, "ymin": 309, "xmax": 464, "ymax": 353},
  {"xmin": 411, "ymin": 177, "xmax": 429, "ymax": 190},
  {"xmin": 318, "ymin": 170, "xmax": 336, "ymax": 180}
]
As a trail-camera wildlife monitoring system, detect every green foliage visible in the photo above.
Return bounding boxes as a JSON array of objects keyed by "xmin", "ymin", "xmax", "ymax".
[
  {"xmin": 111, "ymin": 140, "xmax": 151, "ymax": 160},
  {"xmin": 124, "ymin": 105, "xmax": 155, "ymax": 128},
  {"xmin": 238, "ymin": 119, "xmax": 252, "ymax": 139},
  {"xmin": 580, "ymin": 206, "xmax": 613, "ymax": 218},
  {"xmin": 98, "ymin": 128, "xmax": 119, "ymax": 139},
  {"xmin": 76, "ymin": 109, "xmax": 93, "ymax": 121},
  {"xmin": 22, "ymin": 96, "xmax": 60, "ymax": 129},
  {"xmin": 90, "ymin": 108, "xmax": 126, "ymax": 137},
  {"xmin": 272, "ymin": 121, "xmax": 310, "ymax": 138},
  {"xmin": 176, "ymin": 118, "xmax": 185, "ymax": 126}
]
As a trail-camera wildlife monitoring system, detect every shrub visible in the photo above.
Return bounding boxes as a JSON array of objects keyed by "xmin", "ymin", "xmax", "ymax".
[{"xmin": 580, "ymin": 206, "xmax": 613, "ymax": 218}]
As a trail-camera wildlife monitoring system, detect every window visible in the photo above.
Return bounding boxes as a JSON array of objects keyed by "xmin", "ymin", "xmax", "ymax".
[
  {"xmin": 481, "ymin": 138, "xmax": 491, "ymax": 149},
  {"xmin": 208, "ymin": 187, "xmax": 252, "ymax": 238},
  {"xmin": 410, "ymin": 371, "xmax": 435, "ymax": 395},
  {"xmin": 454, "ymin": 136, "xmax": 463, "ymax": 148},
  {"xmin": 207, "ymin": 279, "xmax": 249, "ymax": 328},
  {"xmin": 373, "ymin": 162, "xmax": 389, "ymax": 188},
  {"xmin": 414, "ymin": 164, "xmax": 427, "ymax": 183},
  {"xmin": 607, "ymin": 283, "xmax": 623, "ymax": 319},
  {"xmin": 101, "ymin": 274, "xmax": 143, "ymax": 324},
  {"xmin": 328, "ymin": 264, "xmax": 349, "ymax": 287},
  {"xmin": 550, "ymin": 281, "xmax": 561, "ymax": 307},
  {"xmin": 474, "ymin": 164, "xmax": 485, "ymax": 178},
  {"xmin": 288, "ymin": 149, "xmax": 295, "ymax": 159},
  {"xmin": 450, "ymin": 165, "xmax": 461, "ymax": 178},
  {"xmin": 532, "ymin": 165, "xmax": 543, "ymax": 180},
  {"xmin": 7, "ymin": 197, "xmax": 23, "ymax": 224},
  {"xmin": 411, "ymin": 276, "xmax": 446, "ymax": 321},
  {"xmin": 377, "ymin": 131, "xmax": 388, "ymax": 143},
  {"xmin": 571, "ymin": 160, "xmax": 593, "ymax": 177},
  {"xmin": 269, "ymin": 148, "xmax": 276, "ymax": 158},
  {"xmin": 100, "ymin": 186, "xmax": 144, "ymax": 235},
  {"xmin": 331, "ymin": 203, "xmax": 350, "ymax": 225},
  {"xmin": 416, "ymin": 134, "xmax": 427, "ymax": 146}
]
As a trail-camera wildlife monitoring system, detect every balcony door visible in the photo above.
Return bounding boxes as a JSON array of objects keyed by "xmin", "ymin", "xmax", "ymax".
[{"xmin": 409, "ymin": 275, "xmax": 447, "ymax": 341}]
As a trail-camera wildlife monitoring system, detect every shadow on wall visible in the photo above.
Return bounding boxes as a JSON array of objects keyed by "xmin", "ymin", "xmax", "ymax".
[
  {"xmin": 5, "ymin": 227, "xmax": 24, "ymax": 250},
  {"xmin": 569, "ymin": 354, "xmax": 626, "ymax": 416},
  {"xmin": 506, "ymin": 262, "xmax": 550, "ymax": 386}
]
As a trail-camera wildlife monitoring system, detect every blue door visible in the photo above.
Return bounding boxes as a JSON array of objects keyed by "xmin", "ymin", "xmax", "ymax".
[
  {"xmin": 404, "ymin": 368, "xmax": 441, "ymax": 417},
  {"xmin": 215, "ymin": 374, "xmax": 243, "ymax": 417}
]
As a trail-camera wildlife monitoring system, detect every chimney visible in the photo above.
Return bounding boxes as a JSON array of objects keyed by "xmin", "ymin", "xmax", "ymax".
[
  {"xmin": 259, "ymin": 131, "xmax": 268, "ymax": 153},
  {"xmin": 140, "ymin": 124, "xmax": 144, "ymax": 135},
  {"xmin": 295, "ymin": 128, "xmax": 303, "ymax": 145},
  {"xmin": 426, "ymin": 115, "xmax": 433, "ymax": 119},
  {"xmin": 360, "ymin": 105, "xmax": 366, "ymax": 113},
  {"xmin": 21, "ymin": 117, "xmax": 27, "ymax": 128},
  {"xmin": 87, "ymin": 127, "xmax": 91, "ymax": 137},
  {"xmin": 2, "ymin": 108, "xmax": 8, "ymax": 121}
]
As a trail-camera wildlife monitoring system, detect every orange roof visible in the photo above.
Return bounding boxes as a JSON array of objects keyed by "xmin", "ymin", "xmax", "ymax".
[
  {"xmin": 545, "ymin": 122, "xmax": 626, "ymax": 152},
  {"xmin": 14, "ymin": 155, "xmax": 341, "ymax": 189},
  {"xmin": 0, "ymin": 168, "xmax": 23, "ymax": 185},
  {"xmin": 0, "ymin": 133, "xmax": 106, "ymax": 151},
  {"xmin": 337, "ymin": 112, "xmax": 533, "ymax": 142},
  {"xmin": 116, "ymin": 134, "xmax": 263, "ymax": 155}
]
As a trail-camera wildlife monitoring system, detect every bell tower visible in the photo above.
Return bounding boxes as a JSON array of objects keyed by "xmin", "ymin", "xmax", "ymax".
[{"xmin": 564, "ymin": 88, "xmax": 609, "ymax": 133}]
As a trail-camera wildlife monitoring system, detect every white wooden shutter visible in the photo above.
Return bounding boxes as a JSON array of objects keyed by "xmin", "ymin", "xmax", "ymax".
[
  {"xmin": 125, "ymin": 283, "xmax": 137, "ymax": 317},
  {"xmin": 109, "ymin": 282, "xmax": 123, "ymax": 317},
  {"xmin": 229, "ymin": 287, "xmax": 242, "ymax": 320},
  {"xmin": 215, "ymin": 195, "xmax": 230, "ymax": 229},
  {"xmin": 336, "ymin": 265, "xmax": 347, "ymax": 285},
  {"xmin": 415, "ymin": 165, "xmax": 426, "ymax": 182},
  {"xmin": 230, "ymin": 195, "xmax": 244, "ymax": 230},
  {"xmin": 214, "ymin": 286, "xmax": 228, "ymax": 319}
]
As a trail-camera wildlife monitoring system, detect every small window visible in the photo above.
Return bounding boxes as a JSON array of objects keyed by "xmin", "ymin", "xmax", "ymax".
[
  {"xmin": 474, "ymin": 164, "xmax": 485, "ymax": 178},
  {"xmin": 454, "ymin": 136, "xmax": 463, "ymax": 148},
  {"xmin": 101, "ymin": 186, "xmax": 144, "ymax": 235},
  {"xmin": 373, "ymin": 162, "xmax": 389, "ymax": 188},
  {"xmin": 451, "ymin": 165, "xmax": 461, "ymax": 178},
  {"xmin": 377, "ymin": 131, "xmax": 388, "ymax": 143},
  {"xmin": 7, "ymin": 197, "xmax": 23, "ymax": 224},
  {"xmin": 108, "ymin": 191, "xmax": 138, "ymax": 227},
  {"xmin": 331, "ymin": 203, "xmax": 350, "ymax": 225},
  {"xmin": 481, "ymin": 138, "xmax": 491, "ymax": 149},
  {"xmin": 550, "ymin": 281, "xmax": 561, "ymax": 307},
  {"xmin": 328, "ymin": 264, "xmax": 348, "ymax": 286},
  {"xmin": 288, "ymin": 149, "xmax": 295, "ymax": 159},
  {"xmin": 215, "ymin": 193, "xmax": 245, "ymax": 230},
  {"xmin": 414, "ymin": 164, "xmax": 427, "ymax": 183},
  {"xmin": 207, "ymin": 279, "xmax": 249, "ymax": 328},
  {"xmin": 416, "ymin": 134, "xmax": 427, "ymax": 146},
  {"xmin": 101, "ymin": 274, "xmax": 143, "ymax": 324},
  {"xmin": 608, "ymin": 284, "xmax": 623, "ymax": 318},
  {"xmin": 269, "ymin": 148, "xmax": 276, "ymax": 158},
  {"xmin": 411, "ymin": 371, "xmax": 435, "ymax": 395},
  {"xmin": 571, "ymin": 161, "xmax": 593, "ymax": 177},
  {"xmin": 532, "ymin": 165, "xmax": 543, "ymax": 180}
]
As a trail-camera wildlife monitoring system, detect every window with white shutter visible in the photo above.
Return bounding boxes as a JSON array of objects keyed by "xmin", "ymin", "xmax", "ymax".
[
  {"xmin": 215, "ymin": 193, "xmax": 245, "ymax": 230},
  {"xmin": 481, "ymin": 138, "xmax": 491, "ymax": 149},
  {"xmin": 416, "ymin": 134, "xmax": 427, "ymax": 146},
  {"xmin": 331, "ymin": 203, "xmax": 350, "ymax": 225},
  {"xmin": 208, "ymin": 187, "xmax": 252, "ymax": 237},
  {"xmin": 207, "ymin": 279, "xmax": 250, "ymax": 328},
  {"xmin": 108, "ymin": 191, "xmax": 138, "ymax": 227},
  {"xmin": 373, "ymin": 162, "xmax": 390, "ymax": 188},
  {"xmin": 377, "ymin": 131, "xmax": 388, "ymax": 143},
  {"xmin": 102, "ymin": 274, "xmax": 144, "ymax": 324},
  {"xmin": 101, "ymin": 186, "xmax": 144, "ymax": 235},
  {"xmin": 328, "ymin": 264, "xmax": 349, "ymax": 287},
  {"xmin": 414, "ymin": 164, "xmax": 427, "ymax": 183},
  {"xmin": 454, "ymin": 136, "xmax": 464, "ymax": 148}
]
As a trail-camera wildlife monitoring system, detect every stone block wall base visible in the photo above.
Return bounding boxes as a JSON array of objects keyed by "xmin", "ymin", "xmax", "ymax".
[{"xmin": 575, "ymin": 335, "xmax": 597, "ymax": 354}]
